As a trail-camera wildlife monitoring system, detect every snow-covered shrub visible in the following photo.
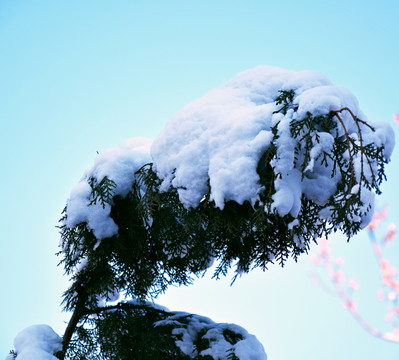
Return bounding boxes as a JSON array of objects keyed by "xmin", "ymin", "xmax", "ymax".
[
  {"xmin": 61, "ymin": 67, "xmax": 394, "ymax": 296},
  {"xmin": 25, "ymin": 66, "xmax": 393, "ymax": 359}
]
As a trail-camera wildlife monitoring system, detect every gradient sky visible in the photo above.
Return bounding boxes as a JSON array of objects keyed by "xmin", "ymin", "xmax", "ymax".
[{"xmin": 1, "ymin": 1, "xmax": 398, "ymax": 359}]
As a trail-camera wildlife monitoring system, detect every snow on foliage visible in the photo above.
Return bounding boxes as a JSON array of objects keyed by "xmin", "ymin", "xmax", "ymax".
[
  {"xmin": 155, "ymin": 310, "xmax": 267, "ymax": 359},
  {"xmin": 151, "ymin": 66, "xmax": 393, "ymax": 222},
  {"xmin": 65, "ymin": 137, "xmax": 152, "ymax": 240},
  {"xmin": 152, "ymin": 66, "xmax": 336, "ymax": 209},
  {"xmin": 75, "ymin": 300, "xmax": 267, "ymax": 359},
  {"xmin": 6, "ymin": 325, "xmax": 62, "ymax": 360},
  {"xmin": 64, "ymin": 65, "xmax": 394, "ymax": 248}
]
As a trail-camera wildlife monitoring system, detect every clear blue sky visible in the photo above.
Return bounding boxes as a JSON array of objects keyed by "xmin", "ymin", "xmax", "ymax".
[{"xmin": 1, "ymin": 1, "xmax": 398, "ymax": 358}]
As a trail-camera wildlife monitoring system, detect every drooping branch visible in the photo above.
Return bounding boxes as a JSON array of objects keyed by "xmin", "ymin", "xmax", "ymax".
[
  {"xmin": 331, "ymin": 107, "xmax": 377, "ymax": 188},
  {"xmin": 83, "ymin": 302, "xmax": 173, "ymax": 317},
  {"xmin": 330, "ymin": 110, "xmax": 357, "ymax": 190}
]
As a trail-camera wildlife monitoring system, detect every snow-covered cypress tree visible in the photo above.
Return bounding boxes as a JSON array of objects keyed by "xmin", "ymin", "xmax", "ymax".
[{"xmin": 7, "ymin": 66, "xmax": 395, "ymax": 360}]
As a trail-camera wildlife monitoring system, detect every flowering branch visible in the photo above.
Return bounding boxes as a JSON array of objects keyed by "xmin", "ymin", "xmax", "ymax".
[{"xmin": 310, "ymin": 208, "xmax": 399, "ymax": 343}]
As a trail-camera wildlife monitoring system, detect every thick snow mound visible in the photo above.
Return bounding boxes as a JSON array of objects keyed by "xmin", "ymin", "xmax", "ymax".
[
  {"xmin": 152, "ymin": 66, "xmax": 311, "ymax": 208},
  {"xmin": 151, "ymin": 66, "xmax": 394, "ymax": 221},
  {"xmin": 7, "ymin": 324, "xmax": 62, "ymax": 360}
]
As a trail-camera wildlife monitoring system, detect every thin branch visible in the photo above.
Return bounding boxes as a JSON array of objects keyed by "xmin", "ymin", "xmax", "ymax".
[
  {"xmin": 84, "ymin": 302, "xmax": 172, "ymax": 317},
  {"xmin": 332, "ymin": 108, "xmax": 377, "ymax": 187},
  {"xmin": 330, "ymin": 110, "xmax": 356, "ymax": 190},
  {"xmin": 335, "ymin": 107, "xmax": 375, "ymax": 131}
]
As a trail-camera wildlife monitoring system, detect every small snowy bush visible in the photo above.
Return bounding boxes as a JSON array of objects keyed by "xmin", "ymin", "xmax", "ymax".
[{"xmin": 61, "ymin": 301, "xmax": 266, "ymax": 360}]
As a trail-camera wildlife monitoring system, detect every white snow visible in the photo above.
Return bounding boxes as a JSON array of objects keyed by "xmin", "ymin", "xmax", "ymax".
[
  {"xmin": 63, "ymin": 65, "xmax": 395, "ymax": 243},
  {"xmin": 87, "ymin": 300, "xmax": 268, "ymax": 358},
  {"xmin": 7, "ymin": 324, "xmax": 62, "ymax": 360},
  {"xmin": 271, "ymin": 168, "xmax": 302, "ymax": 217},
  {"xmin": 65, "ymin": 137, "xmax": 152, "ymax": 240},
  {"xmin": 374, "ymin": 122, "xmax": 395, "ymax": 159},
  {"xmin": 152, "ymin": 66, "xmax": 299, "ymax": 209},
  {"xmin": 155, "ymin": 310, "xmax": 267, "ymax": 359},
  {"xmin": 151, "ymin": 65, "xmax": 394, "ymax": 227}
]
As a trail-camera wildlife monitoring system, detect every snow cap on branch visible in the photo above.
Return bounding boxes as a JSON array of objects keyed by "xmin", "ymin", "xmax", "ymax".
[
  {"xmin": 151, "ymin": 66, "xmax": 394, "ymax": 233},
  {"xmin": 164, "ymin": 313, "xmax": 268, "ymax": 359},
  {"xmin": 63, "ymin": 66, "xmax": 394, "ymax": 249},
  {"xmin": 151, "ymin": 66, "xmax": 393, "ymax": 212},
  {"xmin": 7, "ymin": 325, "xmax": 62, "ymax": 360},
  {"xmin": 65, "ymin": 137, "xmax": 152, "ymax": 240}
]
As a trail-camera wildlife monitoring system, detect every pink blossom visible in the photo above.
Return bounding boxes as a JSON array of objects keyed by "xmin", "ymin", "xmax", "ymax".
[
  {"xmin": 380, "ymin": 259, "xmax": 397, "ymax": 282},
  {"xmin": 367, "ymin": 208, "xmax": 388, "ymax": 231},
  {"xmin": 384, "ymin": 311, "xmax": 393, "ymax": 322},
  {"xmin": 385, "ymin": 224, "xmax": 396, "ymax": 243},
  {"xmin": 393, "ymin": 113, "xmax": 399, "ymax": 127},
  {"xmin": 335, "ymin": 257, "xmax": 344, "ymax": 267},
  {"xmin": 344, "ymin": 299, "xmax": 357, "ymax": 312},
  {"xmin": 333, "ymin": 270, "xmax": 346, "ymax": 284},
  {"xmin": 348, "ymin": 279, "xmax": 359, "ymax": 290},
  {"xmin": 317, "ymin": 238, "xmax": 330, "ymax": 258},
  {"xmin": 383, "ymin": 328, "xmax": 399, "ymax": 342},
  {"xmin": 310, "ymin": 254, "xmax": 322, "ymax": 266}
]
